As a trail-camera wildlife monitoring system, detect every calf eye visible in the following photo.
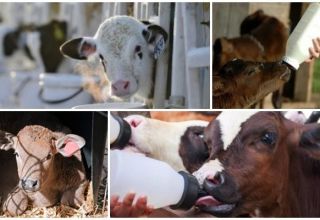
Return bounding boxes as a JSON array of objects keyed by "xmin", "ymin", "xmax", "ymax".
[
  {"xmin": 46, "ymin": 153, "xmax": 52, "ymax": 160},
  {"xmin": 247, "ymin": 68, "xmax": 256, "ymax": 76},
  {"xmin": 135, "ymin": 45, "xmax": 143, "ymax": 59},
  {"xmin": 261, "ymin": 132, "xmax": 277, "ymax": 145}
]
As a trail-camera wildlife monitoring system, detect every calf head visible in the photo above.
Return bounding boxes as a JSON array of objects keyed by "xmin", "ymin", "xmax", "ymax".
[
  {"xmin": 240, "ymin": 10, "xmax": 266, "ymax": 35},
  {"xmin": 119, "ymin": 115, "xmax": 209, "ymax": 171},
  {"xmin": 213, "ymin": 59, "xmax": 290, "ymax": 108},
  {"xmin": 213, "ymin": 37, "xmax": 264, "ymax": 73},
  {"xmin": 60, "ymin": 16, "xmax": 168, "ymax": 100},
  {"xmin": 0, "ymin": 125, "xmax": 85, "ymax": 193},
  {"xmin": 182, "ymin": 112, "xmax": 320, "ymax": 217}
]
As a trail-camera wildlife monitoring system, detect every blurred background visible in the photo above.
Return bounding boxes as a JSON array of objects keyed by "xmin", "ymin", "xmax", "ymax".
[
  {"xmin": 213, "ymin": 3, "xmax": 320, "ymax": 108},
  {"xmin": 0, "ymin": 2, "xmax": 210, "ymax": 109}
]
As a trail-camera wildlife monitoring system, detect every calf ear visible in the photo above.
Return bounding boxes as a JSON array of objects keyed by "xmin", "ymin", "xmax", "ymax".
[
  {"xmin": 142, "ymin": 23, "xmax": 168, "ymax": 59},
  {"xmin": 299, "ymin": 125, "xmax": 320, "ymax": 159},
  {"xmin": 60, "ymin": 37, "xmax": 97, "ymax": 60},
  {"xmin": 0, "ymin": 131, "xmax": 17, "ymax": 151},
  {"xmin": 55, "ymin": 134, "xmax": 86, "ymax": 157}
]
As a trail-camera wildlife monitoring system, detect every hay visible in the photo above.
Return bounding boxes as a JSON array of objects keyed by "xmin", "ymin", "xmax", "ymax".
[{"xmin": 0, "ymin": 182, "xmax": 108, "ymax": 218}]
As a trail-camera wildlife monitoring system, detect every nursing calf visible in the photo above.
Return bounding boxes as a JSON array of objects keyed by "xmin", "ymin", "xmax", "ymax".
[
  {"xmin": 121, "ymin": 115, "xmax": 209, "ymax": 172},
  {"xmin": 188, "ymin": 111, "xmax": 320, "ymax": 217},
  {"xmin": 0, "ymin": 125, "xmax": 87, "ymax": 216},
  {"xmin": 213, "ymin": 59, "xmax": 290, "ymax": 108}
]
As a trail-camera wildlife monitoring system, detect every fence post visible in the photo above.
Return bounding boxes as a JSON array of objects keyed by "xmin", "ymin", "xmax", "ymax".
[
  {"xmin": 182, "ymin": 3, "xmax": 202, "ymax": 108},
  {"xmin": 153, "ymin": 3, "xmax": 171, "ymax": 108},
  {"xmin": 170, "ymin": 3, "xmax": 186, "ymax": 108}
]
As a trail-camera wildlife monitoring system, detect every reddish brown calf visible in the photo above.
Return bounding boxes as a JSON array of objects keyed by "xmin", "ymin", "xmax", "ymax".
[{"xmin": 187, "ymin": 112, "xmax": 320, "ymax": 217}]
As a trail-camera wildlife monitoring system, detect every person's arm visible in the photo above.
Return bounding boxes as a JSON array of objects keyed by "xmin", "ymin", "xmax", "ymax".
[
  {"xmin": 110, "ymin": 193, "xmax": 154, "ymax": 217},
  {"xmin": 305, "ymin": 37, "xmax": 320, "ymax": 62}
]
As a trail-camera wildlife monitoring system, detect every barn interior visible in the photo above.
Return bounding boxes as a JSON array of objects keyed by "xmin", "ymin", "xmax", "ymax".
[{"xmin": 0, "ymin": 111, "xmax": 107, "ymax": 217}]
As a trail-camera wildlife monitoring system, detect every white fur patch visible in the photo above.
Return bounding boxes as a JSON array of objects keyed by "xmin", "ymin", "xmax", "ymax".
[
  {"xmin": 125, "ymin": 115, "xmax": 209, "ymax": 171},
  {"xmin": 193, "ymin": 159, "xmax": 223, "ymax": 185},
  {"xmin": 218, "ymin": 111, "xmax": 258, "ymax": 150}
]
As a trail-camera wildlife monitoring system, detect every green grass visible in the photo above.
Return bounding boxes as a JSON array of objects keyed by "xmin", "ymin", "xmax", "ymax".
[{"xmin": 312, "ymin": 60, "xmax": 320, "ymax": 93}]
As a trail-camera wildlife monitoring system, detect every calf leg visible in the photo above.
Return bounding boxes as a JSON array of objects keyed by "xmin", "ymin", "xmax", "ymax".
[
  {"xmin": 2, "ymin": 187, "xmax": 28, "ymax": 216},
  {"xmin": 61, "ymin": 180, "xmax": 88, "ymax": 208}
]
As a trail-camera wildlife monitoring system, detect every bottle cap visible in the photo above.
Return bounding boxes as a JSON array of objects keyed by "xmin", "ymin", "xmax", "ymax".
[
  {"xmin": 111, "ymin": 115, "xmax": 131, "ymax": 148},
  {"xmin": 282, "ymin": 56, "xmax": 299, "ymax": 70},
  {"xmin": 170, "ymin": 171, "xmax": 202, "ymax": 210}
]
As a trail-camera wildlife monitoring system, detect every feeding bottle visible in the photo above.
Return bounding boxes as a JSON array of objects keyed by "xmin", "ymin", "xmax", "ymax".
[
  {"xmin": 110, "ymin": 150, "xmax": 205, "ymax": 210},
  {"xmin": 283, "ymin": 3, "xmax": 320, "ymax": 70}
]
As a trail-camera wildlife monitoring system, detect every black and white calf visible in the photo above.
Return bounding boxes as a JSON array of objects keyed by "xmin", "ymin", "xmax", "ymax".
[{"xmin": 0, "ymin": 20, "xmax": 67, "ymax": 73}]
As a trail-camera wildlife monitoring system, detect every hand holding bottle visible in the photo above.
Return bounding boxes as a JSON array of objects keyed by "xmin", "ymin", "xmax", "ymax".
[
  {"xmin": 111, "ymin": 193, "xmax": 154, "ymax": 217},
  {"xmin": 305, "ymin": 37, "xmax": 320, "ymax": 62}
]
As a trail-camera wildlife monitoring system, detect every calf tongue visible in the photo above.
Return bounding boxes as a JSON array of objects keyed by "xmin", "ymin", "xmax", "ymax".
[{"xmin": 196, "ymin": 195, "xmax": 222, "ymax": 207}]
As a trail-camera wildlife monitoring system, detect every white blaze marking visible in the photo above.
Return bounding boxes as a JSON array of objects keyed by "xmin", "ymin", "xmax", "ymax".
[
  {"xmin": 218, "ymin": 111, "xmax": 258, "ymax": 150},
  {"xmin": 193, "ymin": 159, "xmax": 224, "ymax": 185}
]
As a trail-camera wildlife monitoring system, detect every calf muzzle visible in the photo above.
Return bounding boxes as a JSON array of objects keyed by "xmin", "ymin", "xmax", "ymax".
[
  {"xmin": 21, "ymin": 178, "xmax": 40, "ymax": 192},
  {"xmin": 196, "ymin": 171, "xmax": 241, "ymax": 217}
]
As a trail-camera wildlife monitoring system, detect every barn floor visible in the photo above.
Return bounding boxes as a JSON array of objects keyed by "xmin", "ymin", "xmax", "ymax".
[{"xmin": 0, "ymin": 183, "xmax": 108, "ymax": 218}]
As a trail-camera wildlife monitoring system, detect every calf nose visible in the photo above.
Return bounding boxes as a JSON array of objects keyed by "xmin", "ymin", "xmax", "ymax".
[
  {"xmin": 125, "ymin": 115, "xmax": 144, "ymax": 128},
  {"xmin": 203, "ymin": 172, "xmax": 241, "ymax": 204},
  {"xmin": 204, "ymin": 172, "xmax": 225, "ymax": 189},
  {"xmin": 111, "ymin": 80, "xmax": 130, "ymax": 97},
  {"xmin": 21, "ymin": 178, "xmax": 39, "ymax": 191}
]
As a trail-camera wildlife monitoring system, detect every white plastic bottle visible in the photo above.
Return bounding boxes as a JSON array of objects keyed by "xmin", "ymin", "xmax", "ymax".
[
  {"xmin": 283, "ymin": 3, "xmax": 320, "ymax": 70},
  {"xmin": 110, "ymin": 150, "xmax": 202, "ymax": 209}
]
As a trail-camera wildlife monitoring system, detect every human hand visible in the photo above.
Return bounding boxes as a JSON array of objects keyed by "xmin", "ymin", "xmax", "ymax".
[
  {"xmin": 305, "ymin": 37, "xmax": 320, "ymax": 62},
  {"xmin": 110, "ymin": 193, "xmax": 154, "ymax": 217}
]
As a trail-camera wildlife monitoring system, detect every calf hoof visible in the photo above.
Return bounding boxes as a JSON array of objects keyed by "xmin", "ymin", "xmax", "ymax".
[{"xmin": 3, "ymin": 188, "xmax": 28, "ymax": 216}]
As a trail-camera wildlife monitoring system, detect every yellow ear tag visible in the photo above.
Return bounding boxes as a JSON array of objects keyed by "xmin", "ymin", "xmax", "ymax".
[{"xmin": 54, "ymin": 24, "xmax": 64, "ymax": 41}]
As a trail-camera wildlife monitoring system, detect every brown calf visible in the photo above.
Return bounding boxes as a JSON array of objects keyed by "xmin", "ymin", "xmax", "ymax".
[
  {"xmin": 213, "ymin": 10, "xmax": 288, "ymax": 108},
  {"xmin": 213, "ymin": 59, "xmax": 290, "ymax": 108},
  {"xmin": 0, "ymin": 125, "xmax": 88, "ymax": 216},
  {"xmin": 187, "ymin": 111, "xmax": 320, "ymax": 217},
  {"xmin": 213, "ymin": 10, "xmax": 288, "ymax": 72}
]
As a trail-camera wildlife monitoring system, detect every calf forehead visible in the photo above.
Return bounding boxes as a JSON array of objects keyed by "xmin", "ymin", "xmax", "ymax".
[
  {"xmin": 17, "ymin": 126, "xmax": 54, "ymax": 154},
  {"xmin": 95, "ymin": 16, "xmax": 145, "ymax": 57},
  {"xmin": 217, "ymin": 111, "xmax": 258, "ymax": 150}
]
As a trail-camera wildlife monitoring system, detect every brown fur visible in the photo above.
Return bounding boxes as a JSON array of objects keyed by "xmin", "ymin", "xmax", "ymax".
[
  {"xmin": 1, "ymin": 125, "xmax": 87, "ymax": 216},
  {"xmin": 213, "ymin": 10, "xmax": 288, "ymax": 108},
  {"xmin": 196, "ymin": 112, "xmax": 320, "ymax": 217},
  {"xmin": 212, "ymin": 60, "xmax": 290, "ymax": 108},
  {"xmin": 213, "ymin": 10, "xmax": 288, "ymax": 72},
  {"xmin": 150, "ymin": 112, "xmax": 220, "ymax": 122}
]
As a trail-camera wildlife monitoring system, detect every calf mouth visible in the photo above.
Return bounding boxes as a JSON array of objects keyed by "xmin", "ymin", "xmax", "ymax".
[
  {"xmin": 195, "ymin": 195, "xmax": 236, "ymax": 217},
  {"xmin": 195, "ymin": 172, "xmax": 241, "ymax": 217},
  {"xmin": 264, "ymin": 62, "xmax": 291, "ymax": 82}
]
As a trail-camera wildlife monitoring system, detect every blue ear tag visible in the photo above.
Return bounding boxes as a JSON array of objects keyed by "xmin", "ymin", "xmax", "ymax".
[{"xmin": 154, "ymin": 36, "xmax": 165, "ymax": 59}]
